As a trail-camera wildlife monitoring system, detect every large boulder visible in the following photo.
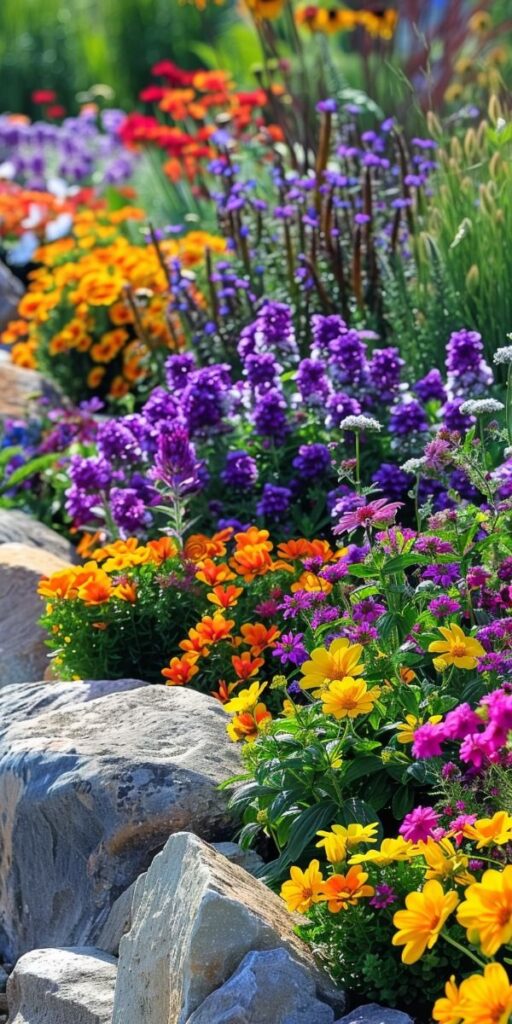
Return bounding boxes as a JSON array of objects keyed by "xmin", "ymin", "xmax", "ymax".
[
  {"xmin": 0, "ymin": 688, "xmax": 240, "ymax": 961},
  {"xmin": 0, "ymin": 510, "xmax": 75, "ymax": 562},
  {"xmin": 334, "ymin": 1006, "xmax": 414, "ymax": 1024},
  {"xmin": 112, "ymin": 832, "xmax": 344, "ymax": 1024},
  {"xmin": 186, "ymin": 948, "xmax": 335, "ymax": 1024},
  {"xmin": 0, "ymin": 543, "xmax": 68, "ymax": 686},
  {"xmin": 0, "ymin": 678, "xmax": 150, "ymax": 742},
  {"xmin": 6, "ymin": 947, "xmax": 116, "ymax": 1024}
]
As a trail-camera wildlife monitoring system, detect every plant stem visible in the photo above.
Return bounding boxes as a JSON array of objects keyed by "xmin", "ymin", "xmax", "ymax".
[{"xmin": 442, "ymin": 931, "xmax": 487, "ymax": 969}]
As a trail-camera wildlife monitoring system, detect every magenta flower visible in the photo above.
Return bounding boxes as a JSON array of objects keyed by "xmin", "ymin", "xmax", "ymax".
[
  {"xmin": 333, "ymin": 498, "xmax": 403, "ymax": 535},
  {"xmin": 370, "ymin": 884, "xmax": 397, "ymax": 909},
  {"xmin": 399, "ymin": 805, "xmax": 440, "ymax": 842},
  {"xmin": 412, "ymin": 722, "xmax": 445, "ymax": 759}
]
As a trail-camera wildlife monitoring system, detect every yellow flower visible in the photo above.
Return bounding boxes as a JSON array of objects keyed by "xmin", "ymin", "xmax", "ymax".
[
  {"xmin": 321, "ymin": 677, "xmax": 379, "ymax": 720},
  {"xmin": 457, "ymin": 963, "xmax": 512, "ymax": 1024},
  {"xmin": 433, "ymin": 976, "xmax": 463, "ymax": 1024},
  {"xmin": 350, "ymin": 836, "xmax": 419, "ymax": 866},
  {"xmin": 420, "ymin": 837, "xmax": 475, "ymax": 887},
  {"xmin": 457, "ymin": 865, "xmax": 512, "ymax": 957},
  {"xmin": 244, "ymin": 0, "xmax": 285, "ymax": 17},
  {"xmin": 428, "ymin": 624, "xmax": 485, "ymax": 670},
  {"xmin": 223, "ymin": 681, "xmax": 267, "ymax": 714},
  {"xmin": 468, "ymin": 10, "xmax": 492, "ymax": 35},
  {"xmin": 396, "ymin": 713, "xmax": 443, "ymax": 744},
  {"xmin": 463, "ymin": 811, "xmax": 512, "ymax": 849},
  {"xmin": 316, "ymin": 822, "xmax": 378, "ymax": 863},
  {"xmin": 300, "ymin": 637, "xmax": 364, "ymax": 694},
  {"xmin": 280, "ymin": 860, "xmax": 327, "ymax": 914},
  {"xmin": 392, "ymin": 879, "xmax": 459, "ymax": 964}
]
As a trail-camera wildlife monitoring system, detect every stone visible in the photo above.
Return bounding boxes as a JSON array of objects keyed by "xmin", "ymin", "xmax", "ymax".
[
  {"xmin": 0, "ymin": 262, "xmax": 23, "ymax": 334},
  {"xmin": 96, "ymin": 882, "xmax": 136, "ymax": 957},
  {"xmin": 0, "ymin": 688, "xmax": 240, "ymax": 961},
  {"xmin": 0, "ymin": 510, "xmax": 75, "ymax": 562},
  {"xmin": 112, "ymin": 832, "xmax": 344, "ymax": 1024},
  {"xmin": 334, "ymin": 1005, "xmax": 414, "ymax": 1024},
  {"xmin": 186, "ymin": 948, "xmax": 335, "ymax": 1024},
  {"xmin": 0, "ymin": 678, "xmax": 149, "ymax": 742},
  {"xmin": 212, "ymin": 842, "xmax": 264, "ymax": 876},
  {"xmin": 0, "ymin": 967, "xmax": 6, "ymax": 992},
  {"xmin": 6, "ymin": 947, "xmax": 116, "ymax": 1024},
  {"xmin": 0, "ymin": 543, "xmax": 68, "ymax": 686},
  {"xmin": 0, "ymin": 353, "xmax": 54, "ymax": 420}
]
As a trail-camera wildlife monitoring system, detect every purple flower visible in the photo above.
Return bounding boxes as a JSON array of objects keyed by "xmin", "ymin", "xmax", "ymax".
[
  {"xmin": 151, "ymin": 424, "xmax": 202, "ymax": 494},
  {"xmin": 279, "ymin": 592, "xmax": 319, "ymax": 619},
  {"xmin": 110, "ymin": 487, "xmax": 150, "ymax": 534},
  {"xmin": 421, "ymin": 562, "xmax": 460, "ymax": 587},
  {"xmin": 292, "ymin": 443, "xmax": 332, "ymax": 480},
  {"xmin": 370, "ymin": 884, "xmax": 397, "ymax": 909},
  {"xmin": 296, "ymin": 358, "xmax": 331, "ymax": 403},
  {"xmin": 311, "ymin": 606, "xmax": 340, "ymax": 629},
  {"xmin": 428, "ymin": 596, "xmax": 461, "ymax": 618},
  {"xmin": 368, "ymin": 347, "xmax": 404, "ymax": 400},
  {"xmin": 399, "ymin": 806, "xmax": 440, "ymax": 842},
  {"xmin": 256, "ymin": 483, "xmax": 292, "ymax": 518},
  {"xmin": 389, "ymin": 400, "xmax": 428, "ymax": 436},
  {"xmin": 221, "ymin": 450, "xmax": 258, "ymax": 490},
  {"xmin": 273, "ymin": 631, "xmax": 308, "ymax": 667},
  {"xmin": 253, "ymin": 388, "xmax": 288, "ymax": 440},
  {"xmin": 372, "ymin": 463, "xmax": 412, "ymax": 502},
  {"xmin": 414, "ymin": 368, "xmax": 447, "ymax": 403}
]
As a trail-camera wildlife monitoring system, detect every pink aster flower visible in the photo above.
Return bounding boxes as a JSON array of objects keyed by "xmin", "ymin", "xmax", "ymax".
[
  {"xmin": 399, "ymin": 805, "xmax": 440, "ymax": 842},
  {"xmin": 449, "ymin": 814, "xmax": 477, "ymax": 846},
  {"xmin": 412, "ymin": 722, "xmax": 445, "ymax": 759},
  {"xmin": 333, "ymin": 498, "xmax": 403, "ymax": 535}
]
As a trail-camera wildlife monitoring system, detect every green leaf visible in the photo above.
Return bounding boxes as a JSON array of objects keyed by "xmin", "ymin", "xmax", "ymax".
[
  {"xmin": 391, "ymin": 785, "xmax": 414, "ymax": 819},
  {"xmin": 1, "ymin": 453, "xmax": 60, "ymax": 489},
  {"xmin": 341, "ymin": 755, "xmax": 382, "ymax": 785}
]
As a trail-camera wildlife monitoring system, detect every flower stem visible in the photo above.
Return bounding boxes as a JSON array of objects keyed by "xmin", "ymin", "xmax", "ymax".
[{"xmin": 442, "ymin": 931, "xmax": 487, "ymax": 969}]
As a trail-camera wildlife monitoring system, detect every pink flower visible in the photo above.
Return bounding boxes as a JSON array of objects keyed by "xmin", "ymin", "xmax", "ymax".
[
  {"xmin": 412, "ymin": 722, "xmax": 445, "ymax": 759},
  {"xmin": 399, "ymin": 805, "xmax": 440, "ymax": 842},
  {"xmin": 449, "ymin": 814, "xmax": 477, "ymax": 846},
  {"xmin": 333, "ymin": 498, "xmax": 403, "ymax": 535}
]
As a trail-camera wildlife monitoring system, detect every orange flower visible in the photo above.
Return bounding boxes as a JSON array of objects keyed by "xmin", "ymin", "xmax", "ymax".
[
  {"xmin": 87, "ymin": 366, "xmax": 106, "ymax": 389},
  {"xmin": 322, "ymin": 865, "xmax": 375, "ymax": 912},
  {"xmin": 161, "ymin": 654, "xmax": 199, "ymax": 686},
  {"xmin": 277, "ymin": 539, "xmax": 313, "ymax": 560},
  {"xmin": 234, "ymin": 527, "xmax": 273, "ymax": 551},
  {"xmin": 291, "ymin": 571, "xmax": 332, "ymax": 594},
  {"xmin": 231, "ymin": 651, "xmax": 265, "ymax": 680},
  {"xmin": 227, "ymin": 703, "xmax": 272, "ymax": 742},
  {"xmin": 239, "ymin": 622, "xmax": 281, "ymax": 655},
  {"xmin": 114, "ymin": 582, "xmax": 137, "ymax": 603},
  {"xmin": 206, "ymin": 585, "xmax": 243, "ymax": 609},
  {"xmin": 211, "ymin": 679, "xmax": 239, "ymax": 703},
  {"xmin": 38, "ymin": 568, "xmax": 78, "ymax": 600},
  {"xmin": 109, "ymin": 375, "xmax": 130, "ymax": 399},
  {"xmin": 184, "ymin": 534, "xmax": 218, "ymax": 562},
  {"xmin": 146, "ymin": 537, "xmax": 179, "ymax": 564},
  {"xmin": 230, "ymin": 544, "xmax": 273, "ymax": 580},
  {"xmin": 76, "ymin": 571, "xmax": 113, "ymax": 605},
  {"xmin": 195, "ymin": 559, "xmax": 236, "ymax": 586},
  {"xmin": 195, "ymin": 613, "xmax": 235, "ymax": 645}
]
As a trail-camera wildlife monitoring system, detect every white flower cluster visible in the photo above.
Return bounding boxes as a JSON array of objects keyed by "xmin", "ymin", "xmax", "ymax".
[
  {"xmin": 338, "ymin": 415, "xmax": 382, "ymax": 432},
  {"xmin": 494, "ymin": 346, "xmax": 512, "ymax": 366},
  {"xmin": 459, "ymin": 399, "xmax": 504, "ymax": 415}
]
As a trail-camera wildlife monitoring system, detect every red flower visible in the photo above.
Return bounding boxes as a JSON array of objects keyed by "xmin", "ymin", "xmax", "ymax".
[
  {"xmin": 139, "ymin": 86, "xmax": 167, "ymax": 103},
  {"xmin": 32, "ymin": 89, "xmax": 57, "ymax": 104},
  {"xmin": 151, "ymin": 60, "xmax": 195, "ymax": 86},
  {"xmin": 46, "ymin": 105, "xmax": 66, "ymax": 119}
]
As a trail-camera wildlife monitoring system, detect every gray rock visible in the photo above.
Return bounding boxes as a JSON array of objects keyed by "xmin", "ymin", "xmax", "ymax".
[
  {"xmin": 0, "ymin": 678, "xmax": 150, "ymax": 742},
  {"xmin": 112, "ymin": 832, "xmax": 344, "ymax": 1024},
  {"xmin": 212, "ymin": 841, "xmax": 264, "ymax": 876},
  {"xmin": 0, "ymin": 688, "xmax": 240, "ymax": 961},
  {"xmin": 0, "ymin": 966, "xmax": 6, "ymax": 992},
  {"xmin": 0, "ymin": 510, "xmax": 75, "ymax": 562},
  {"xmin": 6, "ymin": 947, "xmax": 116, "ymax": 1024},
  {"xmin": 96, "ymin": 882, "xmax": 136, "ymax": 956},
  {"xmin": 0, "ymin": 262, "xmax": 23, "ymax": 335},
  {"xmin": 0, "ymin": 544, "xmax": 68, "ymax": 686},
  {"xmin": 335, "ymin": 1005, "xmax": 414, "ymax": 1024},
  {"xmin": 186, "ymin": 948, "xmax": 334, "ymax": 1024}
]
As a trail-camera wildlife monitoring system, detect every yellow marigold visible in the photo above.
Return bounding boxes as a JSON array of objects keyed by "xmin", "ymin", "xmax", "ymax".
[
  {"xmin": 457, "ymin": 865, "xmax": 512, "ymax": 957},
  {"xmin": 223, "ymin": 681, "xmax": 267, "ymax": 715},
  {"xmin": 463, "ymin": 811, "xmax": 512, "ymax": 849},
  {"xmin": 457, "ymin": 963, "xmax": 512, "ymax": 1024},
  {"xmin": 280, "ymin": 860, "xmax": 326, "ymax": 914},
  {"xmin": 392, "ymin": 879, "xmax": 459, "ymax": 964},
  {"xmin": 433, "ymin": 976, "xmax": 462, "ymax": 1024},
  {"xmin": 316, "ymin": 822, "xmax": 378, "ymax": 863},
  {"xmin": 420, "ymin": 837, "xmax": 476, "ymax": 887},
  {"xmin": 300, "ymin": 637, "xmax": 364, "ymax": 694},
  {"xmin": 428, "ymin": 624, "xmax": 485, "ymax": 670},
  {"xmin": 350, "ymin": 836, "xmax": 420, "ymax": 866},
  {"xmin": 321, "ymin": 677, "xmax": 379, "ymax": 720}
]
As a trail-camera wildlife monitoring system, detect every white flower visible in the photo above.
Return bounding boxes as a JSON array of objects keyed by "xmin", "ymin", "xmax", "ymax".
[
  {"xmin": 338, "ymin": 415, "xmax": 382, "ymax": 432},
  {"xmin": 494, "ymin": 346, "xmax": 512, "ymax": 365},
  {"xmin": 459, "ymin": 398, "xmax": 504, "ymax": 415},
  {"xmin": 401, "ymin": 457, "xmax": 426, "ymax": 474}
]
